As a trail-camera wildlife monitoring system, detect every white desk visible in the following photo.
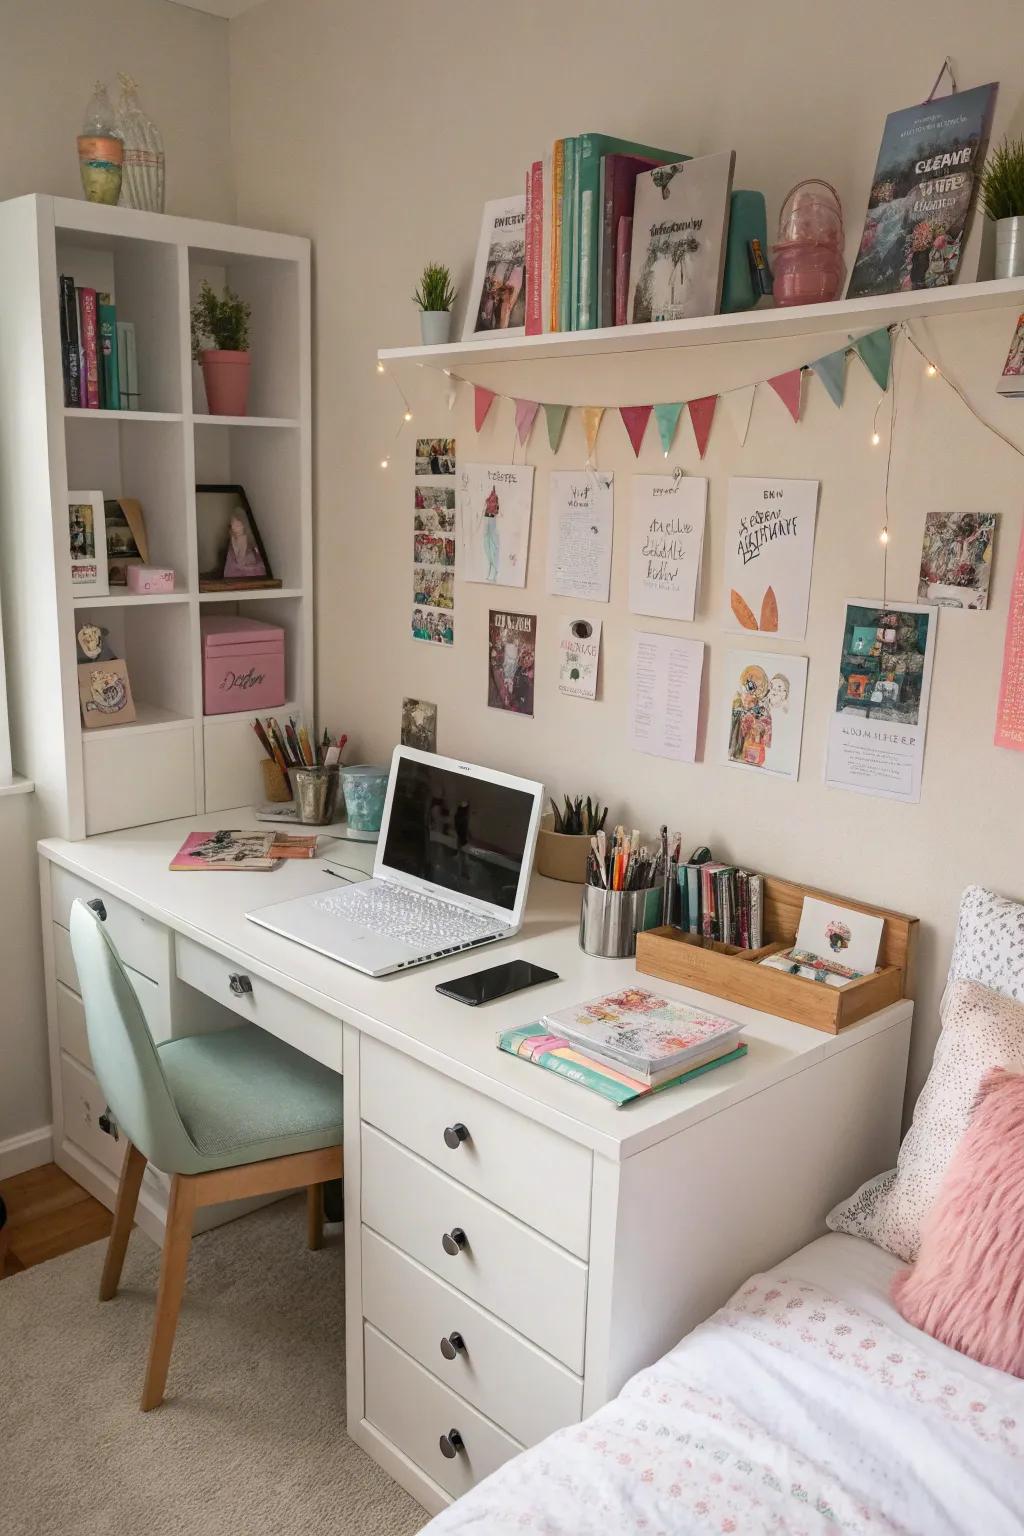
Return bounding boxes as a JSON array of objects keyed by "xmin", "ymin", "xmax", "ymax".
[{"xmin": 39, "ymin": 812, "xmax": 913, "ymax": 1515}]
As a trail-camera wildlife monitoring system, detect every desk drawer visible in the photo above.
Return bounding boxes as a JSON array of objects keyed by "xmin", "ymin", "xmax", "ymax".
[
  {"xmin": 60, "ymin": 1050, "xmax": 124, "ymax": 1179},
  {"xmin": 364, "ymin": 1324, "xmax": 520, "ymax": 1503},
  {"xmin": 50, "ymin": 866, "xmax": 169, "ymax": 985},
  {"xmin": 53, "ymin": 923, "xmax": 171, "ymax": 1045},
  {"xmin": 175, "ymin": 934, "xmax": 341, "ymax": 1070},
  {"xmin": 361, "ymin": 1037, "xmax": 591, "ymax": 1259},
  {"xmin": 56, "ymin": 981, "xmax": 92, "ymax": 1071},
  {"xmin": 361, "ymin": 1125, "xmax": 587, "ymax": 1373},
  {"xmin": 362, "ymin": 1227, "xmax": 582, "ymax": 1446}
]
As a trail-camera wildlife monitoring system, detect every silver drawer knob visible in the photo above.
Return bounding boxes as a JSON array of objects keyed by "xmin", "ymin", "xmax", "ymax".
[
  {"xmin": 441, "ymin": 1227, "xmax": 467, "ymax": 1257},
  {"xmin": 228, "ymin": 973, "xmax": 253, "ymax": 996},
  {"xmin": 443, "ymin": 1122, "xmax": 469, "ymax": 1150},
  {"xmin": 439, "ymin": 1428, "xmax": 464, "ymax": 1459},
  {"xmin": 439, "ymin": 1331, "xmax": 465, "ymax": 1361}
]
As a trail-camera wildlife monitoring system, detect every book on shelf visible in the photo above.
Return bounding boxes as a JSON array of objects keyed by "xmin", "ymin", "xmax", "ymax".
[
  {"xmin": 97, "ymin": 292, "xmax": 119, "ymax": 411},
  {"xmin": 599, "ymin": 153, "xmax": 660, "ymax": 328},
  {"xmin": 116, "ymin": 321, "xmax": 140, "ymax": 410},
  {"xmin": 59, "ymin": 276, "xmax": 81, "ymax": 407},
  {"xmin": 628, "ymin": 150, "xmax": 735, "ymax": 324},
  {"xmin": 463, "ymin": 194, "xmax": 527, "ymax": 342},
  {"xmin": 549, "ymin": 139, "xmax": 566, "ymax": 333},
  {"xmin": 614, "ymin": 216, "xmax": 633, "ymax": 325},
  {"xmin": 499, "ymin": 1023, "xmax": 747, "ymax": 1107},
  {"xmin": 542, "ymin": 986, "xmax": 742, "ymax": 1074},
  {"xmin": 77, "ymin": 287, "xmax": 100, "ymax": 409}
]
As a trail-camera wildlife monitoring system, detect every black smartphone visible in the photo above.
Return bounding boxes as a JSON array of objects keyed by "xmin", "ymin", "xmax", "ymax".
[{"xmin": 436, "ymin": 959, "xmax": 559, "ymax": 1007}]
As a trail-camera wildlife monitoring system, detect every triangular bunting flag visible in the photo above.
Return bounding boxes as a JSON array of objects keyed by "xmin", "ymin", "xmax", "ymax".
[
  {"xmin": 473, "ymin": 385, "xmax": 496, "ymax": 432},
  {"xmin": 582, "ymin": 406, "xmax": 605, "ymax": 460},
  {"xmin": 543, "ymin": 402, "xmax": 569, "ymax": 453},
  {"xmin": 653, "ymin": 401, "xmax": 684, "ymax": 457},
  {"xmin": 619, "ymin": 404, "xmax": 652, "ymax": 457},
  {"xmin": 767, "ymin": 368, "xmax": 803, "ymax": 423},
  {"xmin": 514, "ymin": 397, "xmax": 540, "ymax": 444},
  {"xmin": 687, "ymin": 394, "xmax": 718, "ymax": 459},
  {"xmin": 810, "ymin": 348, "xmax": 848, "ymax": 408},
  {"xmin": 853, "ymin": 327, "xmax": 892, "ymax": 391},
  {"xmin": 721, "ymin": 384, "xmax": 755, "ymax": 446}
]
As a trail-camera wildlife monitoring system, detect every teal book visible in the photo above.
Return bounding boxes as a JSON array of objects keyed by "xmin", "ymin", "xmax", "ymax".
[
  {"xmin": 558, "ymin": 137, "xmax": 576, "ymax": 331},
  {"xmin": 97, "ymin": 293, "xmax": 119, "ymax": 412},
  {"xmin": 575, "ymin": 134, "xmax": 687, "ymax": 330},
  {"xmin": 498, "ymin": 1023, "xmax": 747, "ymax": 1108}
]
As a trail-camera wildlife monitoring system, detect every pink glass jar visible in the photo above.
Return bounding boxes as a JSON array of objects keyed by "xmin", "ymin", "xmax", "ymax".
[{"xmin": 772, "ymin": 179, "xmax": 846, "ymax": 306}]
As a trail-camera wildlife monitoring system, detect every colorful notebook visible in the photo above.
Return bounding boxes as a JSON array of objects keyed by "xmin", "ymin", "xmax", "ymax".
[
  {"xmin": 542, "ymin": 986, "xmax": 740, "ymax": 1073},
  {"xmin": 499, "ymin": 1023, "xmax": 747, "ymax": 1108},
  {"xmin": 170, "ymin": 830, "xmax": 278, "ymax": 871}
]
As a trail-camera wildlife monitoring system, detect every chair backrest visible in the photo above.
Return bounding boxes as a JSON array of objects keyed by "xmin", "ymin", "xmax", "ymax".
[
  {"xmin": 69, "ymin": 900, "xmax": 195, "ymax": 1172},
  {"xmin": 945, "ymin": 884, "xmax": 1024, "ymax": 1007}
]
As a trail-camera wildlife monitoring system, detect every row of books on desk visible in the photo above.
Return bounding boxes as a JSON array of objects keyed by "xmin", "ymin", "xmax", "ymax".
[
  {"xmin": 498, "ymin": 986, "xmax": 746, "ymax": 1109},
  {"xmin": 675, "ymin": 851, "xmax": 764, "ymax": 949}
]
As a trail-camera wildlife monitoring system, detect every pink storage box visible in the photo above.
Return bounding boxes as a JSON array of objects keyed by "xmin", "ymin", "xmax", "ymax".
[
  {"xmin": 127, "ymin": 564, "xmax": 176, "ymax": 594},
  {"xmin": 201, "ymin": 615, "xmax": 286, "ymax": 715}
]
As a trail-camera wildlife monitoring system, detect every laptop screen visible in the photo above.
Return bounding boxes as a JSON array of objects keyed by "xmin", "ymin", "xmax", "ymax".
[{"xmin": 380, "ymin": 755, "xmax": 536, "ymax": 914}]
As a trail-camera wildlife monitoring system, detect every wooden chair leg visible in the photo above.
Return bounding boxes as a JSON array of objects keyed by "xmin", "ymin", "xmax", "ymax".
[
  {"xmin": 141, "ymin": 1174, "xmax": 196, "ymax": 1412},
  {"xmin": 306, "ymin": 1184, "xmax": 323, "ymax": 1251},
  {"xmin": 100, "ymin": 1141, "xmax": 147, "ymax": 1301}
]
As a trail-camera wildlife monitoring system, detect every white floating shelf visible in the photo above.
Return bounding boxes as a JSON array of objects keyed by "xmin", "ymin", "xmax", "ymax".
[
  {"xmin": 193, "ymin": 414, "xmax": 299, "ymax": 428},
  {"xmin": 378, "ymin": 274, "xmax": 1024, "ymax": 368},
  {"xmin": 64, "ymin": 407, "xmax": 183, "ymax": 423},
  {"xmin": 198, "ymin": 587, "xmax": 304, "ymax": 603},
  {"xmin": 73, "ymin": 589, "xmax": 191, "ymax": 608}
]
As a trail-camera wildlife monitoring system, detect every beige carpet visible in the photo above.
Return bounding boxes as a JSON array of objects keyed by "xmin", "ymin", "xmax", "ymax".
[{"xmin": 0, "ymin": 1196, "xmax": 429, "ymax": 1536}]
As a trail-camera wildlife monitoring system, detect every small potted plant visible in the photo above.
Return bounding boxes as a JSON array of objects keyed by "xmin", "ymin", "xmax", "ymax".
[
  {"xmin": 537, "ymin": 794, "xmax": 609, "ymax": 884},
  {"xmin": 980, "ymin": 135, "xmax": 1024, "ymax": 279},
  {"xmin": 191, "ymin": 279, "xmax": 253, "ymax": 416},
  {"xmin": 413, "ymin": 261, "xmax": 456, "ymax": 346}
]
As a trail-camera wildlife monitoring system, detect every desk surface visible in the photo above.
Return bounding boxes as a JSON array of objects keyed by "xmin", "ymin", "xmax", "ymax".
[{"xmin": 40, "ymin": 811, "xmax": 913, "ymax": 1161}]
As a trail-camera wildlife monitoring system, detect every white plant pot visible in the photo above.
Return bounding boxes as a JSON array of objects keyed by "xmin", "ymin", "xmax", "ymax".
[
  {"xmin": 995, "ymin": 216, "xmax": 1024, "ymax": 279},
  {"xmin": 419, "ymin": 310, "xmax": 452, "ymax": 346}
]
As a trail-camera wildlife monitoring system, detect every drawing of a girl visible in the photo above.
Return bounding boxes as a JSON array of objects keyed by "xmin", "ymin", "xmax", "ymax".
[
  {"xmin": 482, "ymin": 485, "xmax": 500, "ymax": 582},
  {"xmin": 729, "ymin": 664, "xmax": 773, "ymax": 768}
]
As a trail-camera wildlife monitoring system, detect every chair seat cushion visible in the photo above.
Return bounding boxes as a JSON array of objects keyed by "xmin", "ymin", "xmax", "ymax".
[{"xmin": 157, "ymin": 1026, "xmax": 342, "ymax": 1170}]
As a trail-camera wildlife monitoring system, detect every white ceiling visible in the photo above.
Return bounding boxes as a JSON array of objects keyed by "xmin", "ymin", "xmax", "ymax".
[{"xmin": 162, "ymin": 0, "xmax": 266, "ymax": 17}]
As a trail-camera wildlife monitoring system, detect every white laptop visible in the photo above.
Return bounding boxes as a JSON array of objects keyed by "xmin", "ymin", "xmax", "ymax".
[{"xmin": 246, "ymin": 746, "xmax": 544, "ymax": 977}]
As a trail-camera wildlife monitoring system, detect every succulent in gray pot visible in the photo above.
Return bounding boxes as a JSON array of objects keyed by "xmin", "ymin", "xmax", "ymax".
[
  {"xmin": 537, "ymin": 795, "xmax": 609, "ymax": 884},
  {"xmin": 414, "ymin": 261, "xmax": 456, "ymax": 345},
  {"xmin": 980, "ymin": 135, "xmax": 1024, "ymax": 279}
]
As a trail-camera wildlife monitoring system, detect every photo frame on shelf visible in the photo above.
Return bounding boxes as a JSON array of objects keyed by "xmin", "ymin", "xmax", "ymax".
[
  {"xmin": 196, "ymin": 483, "xmax": 282, "ymax": 592},
  {"xmin": 77, "ymin": 657, "xmax": 136, "ymax": 729},
  {"xmin": 104, "ymin": 497, "xmax": 149, "ymax": 586},
  {"xmin": 68, "ymin": 491, "xmax": 108, "ymax": 598}
]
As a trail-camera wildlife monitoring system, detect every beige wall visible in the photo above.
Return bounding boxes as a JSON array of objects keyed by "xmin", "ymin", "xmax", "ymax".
[
  {"xmin": 0, "ymin": 0, "xmax": 233, "ymax": 1153},
  {"xmin": 229, "ymin": 0, "xmax": 1024, "ymax": 1112}
]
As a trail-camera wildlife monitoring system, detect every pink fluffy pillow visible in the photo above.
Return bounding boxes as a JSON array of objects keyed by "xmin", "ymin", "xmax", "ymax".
[{"xmin": 892, "ymin": 1067, "xmax": 1024, "ymax": 1377}]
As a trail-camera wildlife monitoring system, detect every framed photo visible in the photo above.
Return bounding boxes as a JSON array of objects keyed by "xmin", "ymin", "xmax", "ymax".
[
  {"xmin": 68, "ymin": 491, "xmax": 108, "ymax": 597},
  {"xmin": 104, "ymin": 497, "xmax": 149, "ymax": 586},
  {"xmin": 78, "ymin": 657, "xmax": 136, "ymax": 729},
  {"xmin": 196, "ymin": 483, "xmax": 281, "ymax": 592}
]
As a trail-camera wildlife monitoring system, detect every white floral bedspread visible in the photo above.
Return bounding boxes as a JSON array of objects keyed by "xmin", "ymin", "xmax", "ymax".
[{"xmin": 425, "ymin": 1271, "xmax": 1023, "ymax": 1536}]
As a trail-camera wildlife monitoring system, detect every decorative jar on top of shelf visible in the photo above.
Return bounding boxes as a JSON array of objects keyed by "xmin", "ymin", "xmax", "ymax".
[
  {"xmin": 77, "ymin": 82, "xmax": 123, "ymax": 205},
  {"xmin": 771, "ymin": 179, "xmax": 846, "ymax": 306},
  {"xmin": 115, "ymin": 74, "xmax": 165, "ymax": 213}
]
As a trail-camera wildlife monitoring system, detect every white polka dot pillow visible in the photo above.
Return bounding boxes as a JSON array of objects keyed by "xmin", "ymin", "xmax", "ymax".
[{"xmin": 827, "ymin": 977, "xmax": 1024, "ymax": 1262}]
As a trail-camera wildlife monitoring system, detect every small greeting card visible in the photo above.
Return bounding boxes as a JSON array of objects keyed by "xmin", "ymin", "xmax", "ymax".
[
  {"xmin": 795, "ymin": 896, "xmax": 884, "ymax": 976},
  {"xmin": 558, "ymin": 616, "xmax": 601, "ymax": 699}
]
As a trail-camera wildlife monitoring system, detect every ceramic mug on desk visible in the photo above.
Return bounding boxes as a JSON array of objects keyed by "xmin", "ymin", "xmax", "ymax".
[{"xmin": 579, "ymin": 885, "xmax": 664, "ymax": 958}]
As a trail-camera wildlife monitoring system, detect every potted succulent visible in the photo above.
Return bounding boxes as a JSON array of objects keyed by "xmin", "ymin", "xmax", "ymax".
[
  {"xmin": 413, "ymin": 261, "xmax": 456, "ymax": 345},
  {"xmin": 980, "ymin": 135, "xmax": 1024, "ymax": 279},
  {"xmin": 537, "ymin": 794, "xmax": 609, "ymax": 884},
  {"xmin": 191, "ymin": 279, "xmax": 253, "ymax": 416}
]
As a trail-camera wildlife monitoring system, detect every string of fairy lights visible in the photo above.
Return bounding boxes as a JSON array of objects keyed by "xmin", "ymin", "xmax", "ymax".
[{"xmin": 376, "ymin": 314, "xmax": 1024, "ymax": 597}]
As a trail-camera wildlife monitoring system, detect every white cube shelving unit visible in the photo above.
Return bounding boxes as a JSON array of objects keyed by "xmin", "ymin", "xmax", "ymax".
[{"xmin": 0, "ymin": 194, "xmax": 312, "ymax": 839}]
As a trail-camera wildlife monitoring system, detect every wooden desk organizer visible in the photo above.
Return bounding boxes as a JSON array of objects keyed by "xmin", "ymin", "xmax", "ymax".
[{"xmin": 635, "ymin": 876, "xmax": 918, "ymax": 1034}]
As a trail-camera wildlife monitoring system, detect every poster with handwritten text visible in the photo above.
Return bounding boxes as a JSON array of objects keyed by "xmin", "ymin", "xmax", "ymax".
[
  {"xmin": 629, "ymin": 474, "xmax": 707, "ymax": 621},
  {"xmin": 547, "ymin": 470, "xmax": 613, "ymax": 602},
  {"xmin": 722, "ymin": 477, "xmax": 819, "ymax": 640}
]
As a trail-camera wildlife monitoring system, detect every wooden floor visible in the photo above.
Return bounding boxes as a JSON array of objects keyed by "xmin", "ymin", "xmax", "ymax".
[{"xmin": 0, "ymin": 1163, "xmax": 111, "ymax": 1279}]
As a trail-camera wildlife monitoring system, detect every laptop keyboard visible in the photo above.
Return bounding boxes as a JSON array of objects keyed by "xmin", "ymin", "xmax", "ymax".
[{"xmin": 312, "ymin": 882, "xmax": 501, "ymax": 952}]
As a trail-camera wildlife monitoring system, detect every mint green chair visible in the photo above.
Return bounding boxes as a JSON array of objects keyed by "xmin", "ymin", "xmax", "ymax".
[{"xmin": 69, "ymin": 899, "xmax": 343, "ymax": 1411}]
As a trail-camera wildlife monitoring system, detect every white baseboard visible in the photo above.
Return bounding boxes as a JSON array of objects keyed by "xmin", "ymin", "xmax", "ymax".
[{"xmin": 0, "ymin": 1125, "xmax": 53, "ymax": 1180}]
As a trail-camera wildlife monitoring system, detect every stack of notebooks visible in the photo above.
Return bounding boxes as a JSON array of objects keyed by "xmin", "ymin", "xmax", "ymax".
[
  {"xmin": 169, "ymin": 829, "xmax": 318, "ymax": 870},
  {"xmin": 59, "ymin": 275, "xmax": 140, "ymax": 410},
  {"xmin": 676, "ymin": 857, "xmax": 763, "ymax": 948},
  {"xmin": 498, "ymin": 986, "xmax": 746, "ymax": 1108}
]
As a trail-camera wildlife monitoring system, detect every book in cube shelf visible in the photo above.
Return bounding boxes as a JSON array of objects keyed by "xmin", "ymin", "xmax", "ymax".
[
  {"xmin": 499, "ymin": 1023, "xmax": 747, "ymax": 1108},
  {"xmin": 58, "ymin": 276, "xmax": 140, "ymax": 410}
]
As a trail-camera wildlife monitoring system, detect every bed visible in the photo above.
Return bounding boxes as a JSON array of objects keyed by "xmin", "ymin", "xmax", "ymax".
[{"xmin": 426, "ymin": 886, "xmax": 1024, "ymax": 1536}]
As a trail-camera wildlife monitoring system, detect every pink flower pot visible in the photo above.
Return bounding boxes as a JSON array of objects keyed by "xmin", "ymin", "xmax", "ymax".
[{"xmin": 200, "ymin": 349, "xmax": 251, "ymax": 416}]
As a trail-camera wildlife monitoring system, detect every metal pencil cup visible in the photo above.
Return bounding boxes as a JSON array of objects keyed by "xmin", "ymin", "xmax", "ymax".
[
  {"xmin": 579, "ymin": 885, "xmax": 665, "ymax": 958},
  {"xmin": 293, "ymin": 765, "xmax": 339, "ymax": 825}
]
